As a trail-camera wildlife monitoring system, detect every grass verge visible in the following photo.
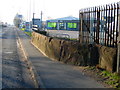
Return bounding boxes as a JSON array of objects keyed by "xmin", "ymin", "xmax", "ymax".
[
  {"xmin": 100, "ymin": 70, "xmax": 120, "ymax": 88},
  {"xmin": 24, "ymin": 32, "xmax": 32, "ymax": 37},
  {"xmin": 20, "ymin": 28, "xmax": 32, "ymax": 37},
  {"xmin": 86, "ymin": 66, "xmax": 120, "ymax": 89}
]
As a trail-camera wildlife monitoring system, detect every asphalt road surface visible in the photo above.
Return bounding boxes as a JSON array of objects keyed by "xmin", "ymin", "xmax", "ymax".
[{"xmin": 2, "ymin": 26, "xmax": 35, "ymax": 88}]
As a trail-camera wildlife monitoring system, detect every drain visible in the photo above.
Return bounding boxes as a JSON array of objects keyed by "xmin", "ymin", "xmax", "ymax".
[{"xmin": 4, "ymin": 52, "xmax": 13, "ymax": 54}]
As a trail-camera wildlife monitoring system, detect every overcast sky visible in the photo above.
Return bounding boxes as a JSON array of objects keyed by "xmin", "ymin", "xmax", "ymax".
[{"xmin": 0, "ymin": 0, "xmax": 120, "ymax": 24}]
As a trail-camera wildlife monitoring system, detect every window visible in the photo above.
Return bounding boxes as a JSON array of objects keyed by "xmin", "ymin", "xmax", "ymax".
[
  {"xmin": 67, "ymin": 23, "xmax": 77, "ymax": 28},
  {"xmin": 59, "ymin": 23, "xmax": 64, "ymax": 29},
  {"xmin": 48, "ymin": 22, "xmax": 57, "ymax": 28}
]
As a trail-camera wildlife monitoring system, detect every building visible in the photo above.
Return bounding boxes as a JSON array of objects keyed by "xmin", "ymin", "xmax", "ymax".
[
  {"xmin": 46, "ymin": 16, "xmax": 79, "ymax": 31},
  {"xmin": 32, "ymin": 18, "xmax": 41, "ymax": 29}
]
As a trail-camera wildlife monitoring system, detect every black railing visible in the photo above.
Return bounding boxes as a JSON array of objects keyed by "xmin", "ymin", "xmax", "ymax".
[{"xmin": 79, "ymin": 3, "xmax": 120, "ymax": 47}]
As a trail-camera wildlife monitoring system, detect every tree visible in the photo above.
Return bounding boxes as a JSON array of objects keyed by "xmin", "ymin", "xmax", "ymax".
[{"xmin": 13, "ymin": 13, "xmax": 23, "ymax": 28}]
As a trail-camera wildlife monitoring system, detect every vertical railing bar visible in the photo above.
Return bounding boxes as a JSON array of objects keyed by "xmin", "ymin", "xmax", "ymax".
[
  {"xmin": 82, "ymin": 10, "xmax": 84, "ymax": 44},
  {"xmin": 86, "ymin": 9, "xmax": 87, "ymax": 43},
  {"xmin": 109, "ymin": 5, "xmax": 112, "ymax": 46},
  {"xmin": 84, "ymin": 9, "xmax": 86, "ymax": 43},
  {"xmin": 102, "ymin": 6, "xmax": 104, "ymax": 45},
  {"xmin": 88, "ymin": 8, "xmax": 91, "ymax": 44},
  {"xmin": 84, "ymin": 9, "xmax": 86, "ymax": 44},
  {"xmin": 103, "ymin": 6, "xmax": 106, "ymax": 45},
  {"xmin": 99, "ymin": 7, "xmax": 100, "ymax": 44},
  {"xmin": 79, "ymin": 10, "xmax": 81, "ymax": 43},
  {"xmin": 93, "ymin": 7, "xmax": 94, "ymax": 42},
  {"xmin": 107, "ymin": 5, "xmax": 110, "ymax": 46},
  {"xmin": 83, "ymin": 9, "xmax": 85, "ymax": 44},
  {"xmin": 90, "ymin": 7, "xmax": 93, "ymax": 44},
  {"xmin": 86, "ymin": 8, "xmax": 88, "ymax": 43},
  {"xmin": 113, "ymin": 3, "xmax": 116, "ymax": 47},
  {"xmin": 96, "ymin": 7, "xmax": 98, "ymax": 44},
  {"xmin": 92, "ymin": 7, "xmax": 94, "ymax": 43},
  {"xmin": 85, "ymin": 9, "xmax": 87, "ymax": 43},
  {"xmin": 94, "ymin": 7, "xmax": 97, "ymax": 43},
  {"xmin": 89, "ymin": 8, "xmax": 91, "ymax": 44},
  {"xmin": 93, "ymin": 7, "xmax": 95, "ymax": 42},
  {"xmin": 96, "ymin": 7, "xmax": 98, "ymax": 43},
  {"xmin": 96, "ymin": 7, "xmax": 100, "ymax": 44},
  {"xmin": 100, "ymin": 6, "xmax": 103, "ymax": 45},
  {"xmin": 105, "ymin": 5, "xmax": 107, "ymax": 46},
  {"xmin": 88, "ymin": 8, "xmax": 90, "ymax": 44},
  {"xmin": 110, "ymin": 4, "xmax": 113, "ymax": 46},
  {"xmin": 87, "ymin": 8, "xmax": 89, "ymax": 44}
]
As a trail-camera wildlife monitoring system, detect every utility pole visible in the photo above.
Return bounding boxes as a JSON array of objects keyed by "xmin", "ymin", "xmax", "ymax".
[
  {"xmin": 33, "ymin": 13, "xmax": 35, "ymax": 25},
  {"xmin": 29, "ymin": 0, "xmax": 31, "ymax": 31},
  {"xmin": 41, "ymin": 11, "xmax": 43, "ymax": 30},
  {"xmin": 79, "ymin": 10, "xmax": 83, "ymax": 44},
  {"xmin": 117, "ymin": 1, "xmax": 120, "ymax": 74}
]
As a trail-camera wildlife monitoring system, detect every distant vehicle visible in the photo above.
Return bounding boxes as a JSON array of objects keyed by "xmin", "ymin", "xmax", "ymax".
[{"xmin": 2, "ymin": 23, "xmax": 7, "ymax": 27}]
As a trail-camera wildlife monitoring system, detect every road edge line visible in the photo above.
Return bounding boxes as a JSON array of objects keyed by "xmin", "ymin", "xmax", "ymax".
[{"xmin": 16, "ymin": 30, "xmax": 46, "ymax": 89}]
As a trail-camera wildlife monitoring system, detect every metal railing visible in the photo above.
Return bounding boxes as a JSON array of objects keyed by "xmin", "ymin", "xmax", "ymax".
[{"xmin": 79, "ymin": 2, "xmax": 120, "ymax": 47}]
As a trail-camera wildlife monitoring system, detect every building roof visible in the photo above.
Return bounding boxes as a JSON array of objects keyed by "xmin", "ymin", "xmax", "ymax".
[{"xmin": 47, "ymin": 16, "xmax": 79, "ymax": 21}]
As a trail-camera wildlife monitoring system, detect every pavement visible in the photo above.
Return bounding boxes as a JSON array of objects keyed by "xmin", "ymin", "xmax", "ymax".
[
  {"xmin": 2, "ymin": 27, "xmax": 35, "ymax": 88},
  {"xmin": 17, "ymin": 28, "xmax": 106, "ymax": 88}
]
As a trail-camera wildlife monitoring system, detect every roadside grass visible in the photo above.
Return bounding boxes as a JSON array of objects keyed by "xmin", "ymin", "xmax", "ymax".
[
  {"xmin": 87, "ymin": 66, "xmax": 120, "ymax": 89},
  {"xmin": 100, "ymin": 71, "xmax": 120, "ymax": 88},
  {"xmin": 20, "ymin": 28, "xmax": 32, "ymax": 37},
  {"xmin": 21, "ymin": 28, "xmax": 25, "ymax": 31},
  {"xmin": 24, "ymin": 32, "xmax": 32, "ymax": 37}
]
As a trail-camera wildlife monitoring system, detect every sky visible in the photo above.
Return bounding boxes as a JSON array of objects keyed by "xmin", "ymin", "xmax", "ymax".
[{"xmin": 0, "ymin": 0, "xmax": 120, "ymax": 24}]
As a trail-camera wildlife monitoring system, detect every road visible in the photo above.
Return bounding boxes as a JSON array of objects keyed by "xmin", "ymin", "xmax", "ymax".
[{"xmin": 2, "ymin": 26, "xmax": 35, "ymax": 88}]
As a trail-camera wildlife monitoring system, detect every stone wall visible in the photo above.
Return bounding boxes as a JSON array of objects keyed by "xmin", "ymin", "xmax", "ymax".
[
  {"xmin": 31, "ymin": 31, "xmax": 117, "ymax": 72},
  {"xmin": 98, "ymin": 46, "xmax": 117, "ymax": 72},
  {"xmin": 31, "ymin": 32, "xmax": 91, "ymax": 66}
]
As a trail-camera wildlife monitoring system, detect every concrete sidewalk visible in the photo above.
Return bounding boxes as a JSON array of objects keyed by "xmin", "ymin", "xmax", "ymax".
[{"xmin": 17, "ymin": 29, "xmax": 105, "ymax": 88}]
